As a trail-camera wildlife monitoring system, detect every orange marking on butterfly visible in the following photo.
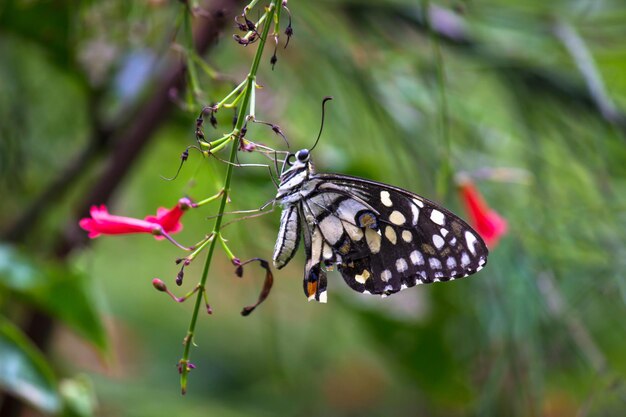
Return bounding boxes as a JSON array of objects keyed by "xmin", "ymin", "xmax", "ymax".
[{"xmin": 307, "ymin": 281, "xmax": 318, "ymax": 297}]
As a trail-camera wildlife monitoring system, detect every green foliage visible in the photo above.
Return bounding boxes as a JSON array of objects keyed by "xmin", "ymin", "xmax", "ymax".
[
  {"xmin": 0, "ymin": 317, "xmax": 60, "ymax": 414},
  {"xmin": 1, "ymin": 0, "xmax": 626, "ymax": 416},
  {"xmin": 0, "ymin": 245, "xmax": 107, "ymax": 353}
]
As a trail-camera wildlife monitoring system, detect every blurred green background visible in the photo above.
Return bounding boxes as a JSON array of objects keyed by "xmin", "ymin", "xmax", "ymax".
[{"xmin": 2, "ymin": 0, "xmax": 626, "ymax": 416}]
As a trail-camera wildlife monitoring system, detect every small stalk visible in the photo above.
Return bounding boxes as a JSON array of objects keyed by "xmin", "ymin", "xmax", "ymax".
[{"xmin": 183, "ymin": 4, "xmax": 203, "ymax": 104}]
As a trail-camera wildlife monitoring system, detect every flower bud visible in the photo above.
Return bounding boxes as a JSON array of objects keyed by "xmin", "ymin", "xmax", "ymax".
[{"xmin": 152, "ymin": 278, "xmax": 168, "ymax": 292}]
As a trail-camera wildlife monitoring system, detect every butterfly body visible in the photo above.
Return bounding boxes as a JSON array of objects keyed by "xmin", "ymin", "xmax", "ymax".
[{"xmin": 273, "ymin": 149, "xmax": 488, "ymax": 303}]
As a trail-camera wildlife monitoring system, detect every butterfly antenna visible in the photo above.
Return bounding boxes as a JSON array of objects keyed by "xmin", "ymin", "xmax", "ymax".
[{"xmin": 310, "ymin": 96, "xmax": 333, "ymax": 152}]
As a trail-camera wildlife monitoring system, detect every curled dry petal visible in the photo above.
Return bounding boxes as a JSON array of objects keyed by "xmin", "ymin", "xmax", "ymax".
[{"xmin": 237, "ymin": 258, "xmax": 274, "ymax": 316}]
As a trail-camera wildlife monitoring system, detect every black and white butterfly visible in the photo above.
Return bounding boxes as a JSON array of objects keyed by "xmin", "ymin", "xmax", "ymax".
[{"xmin": 272, "ymin": 148, "xmax": 488, "ymax": 303}]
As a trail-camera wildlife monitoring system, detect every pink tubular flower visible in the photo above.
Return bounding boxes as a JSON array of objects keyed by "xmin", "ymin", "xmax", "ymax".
[
  {"xmin": 144, "ymin": 198, "xmax": 192, "ymax": 239},
  {"xmin": 458, "ymin": 180, "xmax": 507, "ymax": 248},
  {"xmin": 79, "ymin": 198, "xmax": 191, "ymax": 240}
]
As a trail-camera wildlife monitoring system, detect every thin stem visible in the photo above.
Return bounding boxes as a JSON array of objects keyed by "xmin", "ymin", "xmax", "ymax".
[
  {"xmin": 183, "ymin": 5, "xmax": 203, "ymax": 103},
  {"xmin": 207, "ymin": 138, "xmax": 232, "ymax": 154},
  {"xmin": 250, "ymin": 82, "xmax": 256, "ymax": 119},
  {"xmin": 217, "ymin": 79, "xmax": 247, "ymax": 108},
  {"xmin": 194, "ymin": 189, "xmax": 224, "ymax": 206},
  {"xmin": 200, "ymin": 132, "xmax": 232, "ymax": 149},
  {"xmin": 189, "ymin": 52, "xmax": 219, "ymax": 80},
  {"xmin": 244, "ymin": 0, "xmax": 261, "ymax": 13},
  {"xmin": 179, "ymin": 1, "xmax": 278, "ymax": 394},
  {"xmin": 186, "ymin": 233, "xmax": 215, "ymax": 262},
  {"xmin": 160, "ymin": 231, "xmax": 194, "ymax": 250},
  {"xmin": 218, "ymin": 233, "xmax": 237, "ymax": 260},
  {"xmin": 224, "ymin": 89, "xmax": 246, "ymax": 108},
  {"xmin": 273, "ymin": 0, "xmax": 282, "ymax": 34}
]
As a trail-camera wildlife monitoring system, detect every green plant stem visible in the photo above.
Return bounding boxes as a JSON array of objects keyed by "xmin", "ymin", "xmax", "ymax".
[
  {"xmin": 244, "ymin": 0, "xmax": 261, "ymax": 13},
  {"xmin": 183, "ymin": 6, "xmax": 202, "ymax": 103},
  {"xmin": 179, "ymin": 1, "xmax": 277, "ymax": 394},
  {"xmin": 217, "ymin": 80, "xmax": 247, "ymax": 108}
]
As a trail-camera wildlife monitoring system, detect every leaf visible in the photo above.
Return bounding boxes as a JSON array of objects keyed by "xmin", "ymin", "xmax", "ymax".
[
  {"xmin": 0, "ymin": 317, "xmax": 61, "ymax": 414},
  {"xmin": 0, "ymin": 244, "xmax": 108, "ymax": 353},
  {"xmin": 59, "ymin": 375, "xmax": 97, "ymax": 417}
]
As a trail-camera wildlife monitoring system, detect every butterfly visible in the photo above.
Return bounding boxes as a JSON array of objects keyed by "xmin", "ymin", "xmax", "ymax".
[{"xmin": 272, "ymin": 148, "xmax": 488, "ymax": 303}]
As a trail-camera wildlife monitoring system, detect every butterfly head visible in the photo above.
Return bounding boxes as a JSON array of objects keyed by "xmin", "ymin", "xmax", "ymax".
[
  {"xmin": 292, "ymin": 149, "xmax": 310, "ymax": 166},
  {"xmin": 281, "ymin": 149, "xmax": 312, "ymax": 177},
  {"xmin": 276, "ymin": 149, "xmax": 316, "ymax": 202}
]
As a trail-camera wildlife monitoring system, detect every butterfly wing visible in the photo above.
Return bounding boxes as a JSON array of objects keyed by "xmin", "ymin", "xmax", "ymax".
[{"xmin": 306, "ymin": 173, "xmax": 489, "ymax": 297}]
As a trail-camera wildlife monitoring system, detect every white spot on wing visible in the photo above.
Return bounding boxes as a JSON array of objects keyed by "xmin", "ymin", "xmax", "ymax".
[
  {"xmin": 465, "ymin": 231, "xmax": 478, "ymax": 255},
  {"xmin": 342, "ymin": 222, "xmax": 363, "ymax": 241},
  {"xmin": 410, "ymin": 250, "xmax": 424, "ymax": 265},
  {"xmin": 384, "ymin": 226, "xmax": 397, "ymax": 244},
  {"xmin": 461, "ymin": 252, "xmax": 470, "ymax": 267},
  {"xmin": 355, "ymin": 270, "xmax": 371, "ymax": 284},
  {"xmin": 381, "ymin": 269, "xmax": 392, "ymax": 282},
  {"xmin": 319, "ymin": 215, "xmax": 343, "ymax": 245},
  {"xmin": 318, "ymin": 291, "xmax": 327, "ymax": 303},
  {"xmin": 430, "ymin": 209, "xmax": 445, "ymax": 226},
  {"xmin": 446, "ymin": 257, "xmax": 457, "ymax": 269},
  {"xmin": 440, "ymin": 228, "xmax": 449, "ymax": 237},
  {"xmin": 310, "ymin": 228, "xmax": 323, "ymax": 264},
  {"xmin": 413, "ymin": 198, "xmax": 424, "ymax": 208},
  {"xmin": 429, "ymin": 258, "xmax": 442, "ymax": 269},
  {"xmin": 411, "ymin": 203, "xmax": 420, "ymax": 225},
  {"xmin": 389, "ymin": 210, "xmax": 406, "ymax": 225},
  {"xmin": 401, "ymin": 230, "xmax": 413, "ymax": 242},
  {"xmin": 433, "ymin": 234, "xmax": 445, "ymax": 249},
  {"xmin": 365, "ymin": 228, "xmax": 381, "ymax": 254},
  {"xmin": 396, "ymin": 258, "xmax": 408, "ymax": 273},
  {"xmin": 323, "ymin": 243, "xmax": 333, "ymax": 259},
  {"xmin": 380, "ymin": 191, "xmax": 393, "ymax": 207}
]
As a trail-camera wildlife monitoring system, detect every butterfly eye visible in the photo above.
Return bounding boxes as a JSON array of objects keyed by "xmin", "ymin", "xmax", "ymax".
[
  {"xmin": 286, "ymin": 154, "xmax": 296, "ymax": 166},
  {"xmin": 296, "ymin": 149, "xmax": 310, "ymax": 162}
]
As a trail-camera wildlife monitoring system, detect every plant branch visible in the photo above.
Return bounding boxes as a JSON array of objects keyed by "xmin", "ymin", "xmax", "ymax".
[{"xmin": 178, "ymin": 0, "xmax": 278, "ymax": 395}]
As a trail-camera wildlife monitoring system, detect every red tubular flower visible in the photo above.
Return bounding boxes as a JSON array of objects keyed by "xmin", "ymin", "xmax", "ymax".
[
  {"xmin": 458, "ymin": 180, "xmax": 507, "ymax": 248},
  {"xmin": 144, "ymin": 198, "xmax": 192, "ymax": 240},
  {"xmin": 79, "ymin": 198, "xmax": 190, "ymax": 240}
]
